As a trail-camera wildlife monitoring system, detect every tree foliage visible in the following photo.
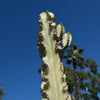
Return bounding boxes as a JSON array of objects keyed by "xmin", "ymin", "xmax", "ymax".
[
  {"xmin": 64, "ymin": 44, "xmax": 84, "ymax": 100},
  {"xmin": 0, "ymin": 84, "xmax": 5, "ymax": 100},
  {"xmin": 64, "ymin": 44, "xmax": 100, "ymax": 100}
]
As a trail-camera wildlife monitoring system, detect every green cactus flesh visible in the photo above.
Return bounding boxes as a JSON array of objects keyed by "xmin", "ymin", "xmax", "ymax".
[{"xmin": 38, "ymin": 11, "xmax": 72, "ymax": 100}]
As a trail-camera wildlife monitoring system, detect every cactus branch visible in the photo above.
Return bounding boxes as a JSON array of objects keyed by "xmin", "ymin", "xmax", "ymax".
[{"xmin": 38, "ymin": 11, "xmax": 72, "ymax": 100}]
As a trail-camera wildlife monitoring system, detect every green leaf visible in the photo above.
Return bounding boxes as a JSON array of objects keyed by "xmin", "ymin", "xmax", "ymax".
[
  {"xmin": 64, "ymin": 53, "xmax": 71, "ymax": 58},
  {"xmin": 72, "ymin": 55, "xmax": 76, "ymax": 59},
  {"xmin": 71, "ymin": 44, "xmax": 77, "ymax": 50},
  {"xmin": 78, "ymin": 48, "xmax": 84, "ymax": 54}
]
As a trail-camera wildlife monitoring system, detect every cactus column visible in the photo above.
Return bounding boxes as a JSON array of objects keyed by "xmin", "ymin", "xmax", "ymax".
[{"xmin": 37, "ymin": 11, "xmax": 72, "ymax": 100}]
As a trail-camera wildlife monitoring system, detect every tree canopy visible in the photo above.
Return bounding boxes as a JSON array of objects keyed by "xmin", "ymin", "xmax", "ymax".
[{"xmin": 64, "ymin": 44, "xmax": 100, "ymax": 100}]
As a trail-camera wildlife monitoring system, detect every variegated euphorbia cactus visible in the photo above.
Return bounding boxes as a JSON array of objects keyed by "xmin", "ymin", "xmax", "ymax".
[{"xmin": 37, "ymin": 10, "xmax": 72, "ymax": 100}]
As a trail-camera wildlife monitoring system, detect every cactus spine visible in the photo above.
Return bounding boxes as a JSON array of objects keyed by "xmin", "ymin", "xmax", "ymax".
[{"xmin": 38, "ymin": 10, "xmax": 72, "ymax": 100}]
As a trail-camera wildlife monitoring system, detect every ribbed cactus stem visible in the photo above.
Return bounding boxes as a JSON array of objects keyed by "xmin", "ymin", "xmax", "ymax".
[{"xmin": 38, "ymin": 10, "xmax": 72, "ymax": 100}]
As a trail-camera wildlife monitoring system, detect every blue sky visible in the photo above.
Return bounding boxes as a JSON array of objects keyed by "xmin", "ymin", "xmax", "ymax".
[{"xmin": 0, "ymin": 0, "xmax": 100, "ymax": 100}]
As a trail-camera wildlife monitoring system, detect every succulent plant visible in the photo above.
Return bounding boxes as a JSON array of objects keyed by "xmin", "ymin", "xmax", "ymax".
[{"xmin": 37, "ymin": 10, "xmax": 72, "ymax": 100}]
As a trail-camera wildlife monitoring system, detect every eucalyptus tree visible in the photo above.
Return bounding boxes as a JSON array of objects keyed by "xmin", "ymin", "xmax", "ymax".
[
  {"xmin": 64, "ymin": 44, "xmax": 84, "ymax": 100},
  {"xmin": 80, "ymin": 58, "xmax": 100, "ymax": 100},
  {"xmin": 64, "ymin": 58, "xmax": 100, "ymax": 100}
]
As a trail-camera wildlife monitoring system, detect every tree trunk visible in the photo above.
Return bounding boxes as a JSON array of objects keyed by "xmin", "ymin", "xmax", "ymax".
[{"xmin": 73, "ymin": 59, "xmax": 81, "ymax": 100}]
